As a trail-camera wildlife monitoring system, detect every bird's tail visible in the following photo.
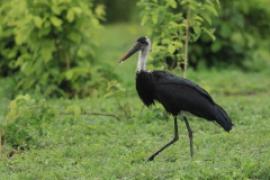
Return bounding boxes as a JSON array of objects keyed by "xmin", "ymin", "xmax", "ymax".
[{"xmin": 214, "ymin": 104, "xmax": 233, "ymax": 132}]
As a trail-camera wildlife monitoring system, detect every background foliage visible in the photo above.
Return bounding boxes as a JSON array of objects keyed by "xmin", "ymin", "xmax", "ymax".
[
  {"xmin": 0, "ymin": 0, "xmax": 116, "ymax": 97},
  {"xmin": 94, "ymin": 0, "xmax": 137, "ymax": 23},
  {"xmin": 138, "ymin": 0, "xmax": 219, "ymax": 75},
  {"xmin": 1, "ymin": 0, "xmax": 269, "ymax": 97},
  {"xmin": 138, "ymin": 0, "xmax": 270, "ymax": 71},
  {"xmin": 190, "ymin": 0, "xmax": 270, "ymax": 70},
  {"xmin": 2, "ymin": 95, "xmax": 56, "ymax": 150}
]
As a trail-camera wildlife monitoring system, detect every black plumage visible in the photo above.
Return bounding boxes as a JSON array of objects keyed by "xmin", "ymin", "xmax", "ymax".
[
  {"xmin": 136, "ymin": 70, "xmax": 233, "ymax": 131},
  {"xmin": 120, "ymin": 36, "xmax": 233, "ymax": 161}
]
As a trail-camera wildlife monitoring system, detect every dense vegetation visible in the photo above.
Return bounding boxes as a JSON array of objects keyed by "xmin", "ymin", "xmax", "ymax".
[
  {"xmin": 190, "ymin": 0, "xmax": 270, "ymax": 70},
  {"xmin": 139, "ymin": 0, "xmax": 270, "ymax": 70},
  {"xmin": 1, "ymin": 0, "xmax": 270, "ymax": 97},
  {"xmin": 94, "ymin": 0, "xmax": 137, "ymax": 23},
  {"xmin": 0, "ymin": 0, "xmax": 115, "ymax": 97}
]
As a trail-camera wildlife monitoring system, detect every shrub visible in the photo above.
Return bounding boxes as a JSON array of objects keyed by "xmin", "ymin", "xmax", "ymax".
[
  {"xmin": 138, "ymin": 0, "xmax": 270, "ymax": 70},
  {"xmin": 0, "ymin": 0, "xmax": 109, "ymax": 97},
  {"xmin": 138, "ymin": 0, "xmax": 219, "ymax": 74},
  {"xmin": 2, "ymin": 95, "xmax": 56, "ymax": 149},
  {"xmin": 0, "ymin": 0, "xmax": 20, "ymax": 76},
  {"xmin": 190, "ymin": 0, "xmax": 270, "ymax": 70}
]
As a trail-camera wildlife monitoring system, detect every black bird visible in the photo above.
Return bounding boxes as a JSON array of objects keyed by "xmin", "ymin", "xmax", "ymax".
[{"xmin": 119, "ymin": 36, "xmax": 233, "ymax": 161}]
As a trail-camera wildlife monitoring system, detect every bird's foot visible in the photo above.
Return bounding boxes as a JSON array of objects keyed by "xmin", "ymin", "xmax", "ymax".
[{"xmin": 147, "ymin": 155, "xmax": 155, "ymax": 161}]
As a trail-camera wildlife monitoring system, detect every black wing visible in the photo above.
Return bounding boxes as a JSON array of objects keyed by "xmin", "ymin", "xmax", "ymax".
[
  {"xmin": 151, "ymin": 71, "xmax": 217, "ymax": 119},
  {"xmin": 137, "ymin": 70, "xmax": 233, "ymax": 131},
  {"xmin": 152, "ymin": 71, "xmax": 215, "ymax": 104}
]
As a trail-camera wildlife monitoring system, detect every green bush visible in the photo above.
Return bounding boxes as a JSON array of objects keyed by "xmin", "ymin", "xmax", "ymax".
[
  {"xmin": 138, "ymin": 0, "xmax": 270, "ymax": 70},
  {"xmin": 0, "ymin": 0, "xmax": 110, "ymax": 97},
  {"xmin": 2, "ymin": 95, "xmax": 56, "ymax": 149},
  {"xmin": 138, "ymin": 0, "xmax": 219, "ymax": 72},
  {"xmin": 190, "ymin": 0, "xmax": 270, "ymax": 70},
  {"xmin": 0, "ymin": 0, "xmax": 20, "ymax": 76}
]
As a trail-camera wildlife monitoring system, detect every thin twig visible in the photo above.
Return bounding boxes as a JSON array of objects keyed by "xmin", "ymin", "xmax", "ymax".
[
  {"xmin": 183, "ymin": 9, "xmax": 190, "ymax": 78},
  {"xmin": 62, "ymin": 112, "xmax": 121, "ymax": 121},
  {"xmin": 0, "ymin": 131, "xmax": 2, "ymax": 156}
]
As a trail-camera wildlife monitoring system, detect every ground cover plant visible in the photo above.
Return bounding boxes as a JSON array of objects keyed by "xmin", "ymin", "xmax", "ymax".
[{"xmin": 0, "ymin": 24, "xmax": 270, "ymax": 179}]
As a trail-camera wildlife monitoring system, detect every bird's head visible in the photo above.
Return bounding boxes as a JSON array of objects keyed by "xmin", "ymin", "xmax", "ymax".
[{"xmin": 119, "ymin": 36, "xmax": 151, "ymax": 63}]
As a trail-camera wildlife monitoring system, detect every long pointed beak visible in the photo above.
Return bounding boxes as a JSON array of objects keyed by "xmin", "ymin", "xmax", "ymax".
[{"xmin": 119, "ymin": 42, "xmax": 142, "ymax": 63}]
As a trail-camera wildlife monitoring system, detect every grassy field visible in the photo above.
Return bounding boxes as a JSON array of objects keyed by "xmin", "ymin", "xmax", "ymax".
[{"xmin": 0, "ymin": 24, "xmax": 270, "ymax": 179}]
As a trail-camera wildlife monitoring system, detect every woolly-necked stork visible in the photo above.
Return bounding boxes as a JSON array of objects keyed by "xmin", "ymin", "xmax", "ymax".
[{"xmin": 119, "ymin": 36, "xmax": 233, "ymax": 161}]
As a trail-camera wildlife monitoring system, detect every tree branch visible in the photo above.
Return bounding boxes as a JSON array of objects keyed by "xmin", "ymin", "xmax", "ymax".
[
  {"xmin": 183, "ymin": 9, "xmax": 190, "ymax": 78},
  {"xmin": 62, "ymin": 111, "xmax": 121, "ymax": 121}
]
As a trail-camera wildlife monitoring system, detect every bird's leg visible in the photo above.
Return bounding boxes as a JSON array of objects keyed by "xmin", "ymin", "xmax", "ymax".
[
  {"xmin": 147, "ymin": 116, "xmax": 179, "ymax": 161},
  {"xmin": 183, "ymin": 116, "xmax": 193, "ymax": 157}
]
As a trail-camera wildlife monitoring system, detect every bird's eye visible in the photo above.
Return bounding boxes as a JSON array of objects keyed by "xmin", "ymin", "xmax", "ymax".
[
  {"xmin": 140, "ymin": 40, "xmax": 148, "ymax": 45},
  {"xmin": 137, "ymin": 37, "xmax": 148, "ymax": 45},
  {"xmin": 143, "ymin": 41, "xmax": 148, "ymax": 45}
]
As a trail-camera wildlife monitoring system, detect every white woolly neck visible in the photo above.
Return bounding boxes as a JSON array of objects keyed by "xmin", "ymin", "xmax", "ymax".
[
  {"xmin": 137, "ymin": 50, "xmax": 148, "ymax": 71},
  {"xmin": 137, "ymin": 38, "xmax": 151, "ymax": 72}
]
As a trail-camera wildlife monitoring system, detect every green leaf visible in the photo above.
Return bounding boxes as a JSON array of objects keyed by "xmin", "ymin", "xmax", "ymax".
[
  {"xmin": 51, "ymin": 4, "xmax": 62, "ymax": 15},
  {"xmin": 66, "ymin": 9, "xmax": 75, "ymax": 23},
  {"xmin": 68, "ymin": 32, "xmax": 82, "ymax": 43},
  {"xmin": 40, "ymin": 40, "xmax": 55, "ymax": 63},
  {"xmin": 201, "ymin": 14, "xmax": 212, "ymax": 25},
  {"xmin": 168, "ymin": 44, "xmax": 176, "ymax": 54},
  {"xmin": 203, "ymin": 28, "xmax": 216, "ymax": 41},
  {"xmin": 33, "ymin": 16, "xmax": 43, "ymax": 28},
  {"xmin": 167, "ymin": 0, "xmax": 177, "ymax": 8},
  {"xmin": 204, "ymin": 4, "xmax": 218, "ymax": 16},
  {"xmin": 72, "ymin": 7, "xmax": 82, "ymax": 16},
  {"xmin": 194, "ymin": 15, "xmax": 204, "ymax": 23},
  {"xmin": 50, "ymin": 16, "xmax": 62, "ymax": 27},
  {"xmin": 95, "ymin": 4, "xmax": 105, "ymax": 19},
  {"xmin": 15, "ymin": 26, "xmax": 31, "ymax": 45}
]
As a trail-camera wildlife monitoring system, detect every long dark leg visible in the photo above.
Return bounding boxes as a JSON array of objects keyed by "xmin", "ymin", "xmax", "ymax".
[
  {"xmin": 147, "ymin": 116, "xmax": 179, "ymax": 161},
  {"xmin": 183, "ymin": 116, "xmax": 193, "ymax": 157}
]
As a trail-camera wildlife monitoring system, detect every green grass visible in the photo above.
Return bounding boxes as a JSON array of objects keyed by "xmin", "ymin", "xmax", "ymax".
[{"xmin": 0, "ymin": 24, "xmax": 270, "ymax": 179}]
